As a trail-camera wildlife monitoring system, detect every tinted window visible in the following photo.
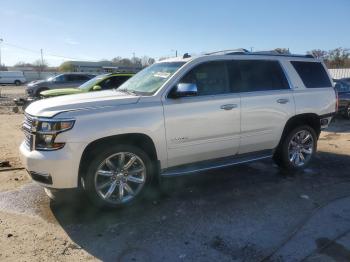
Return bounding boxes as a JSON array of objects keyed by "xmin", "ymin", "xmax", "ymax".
[
  {"xmin": 67, "ymin": 75, "xmax": 91, "ymax": 81},
  {"xmin": 100, "ymin": 76, "xmax": 131, "ymax": 90},
  {"xmin": 228, "ymin": 60, "xmax": 289, "ymax": 92},
  {"xmin": 54, "ymin": 75, "xmax": 66, "ymax": 82},
  {"xmin": 180, "ymin": 61, "xmax": 230, "ymax": 96},
  {"xmin": 291, "ymin": 61, "xmax": 331, "ymax": 88},
  {"xmin": 335, "ymin": 81, "xmax": 350, "ymax": 93}
]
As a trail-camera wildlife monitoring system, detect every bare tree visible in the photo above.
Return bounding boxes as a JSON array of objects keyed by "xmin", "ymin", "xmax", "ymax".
[
  {"xmin": 274, "ymin": 48, "xmax": 290, "ymax": 54},
  {"xmin": 141, "ymin": 56, "xmax": 155, "ymax": 67},
  {"xmin": 32, "ymin": 59, "xmax": 48, "ymax": 74},
  {"xmin": 307, "ymin": 49, "xmax": 328, "ymax": 59}
]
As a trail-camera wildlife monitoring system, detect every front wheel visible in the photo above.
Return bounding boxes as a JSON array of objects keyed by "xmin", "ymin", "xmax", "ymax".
[
  {"xmin": 274, "ymin": 125, "xmax": 317, "ymax": 170},
  {"xmin": 83, "ymin": 145, "xmax": 154, "ymax": 208},
  {"xmin": 14, "ymin": 80, "xmax": 21, "ymax": 86}
]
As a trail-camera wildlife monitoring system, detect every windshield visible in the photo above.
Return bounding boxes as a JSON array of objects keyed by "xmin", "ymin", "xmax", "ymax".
[
  {"xmin": 118, "ymin": 62, "xmax": 185, "ymax": 95},
  {"xmin": 78, "ymin": 75, "xmax": 106, "ymax": 90}
]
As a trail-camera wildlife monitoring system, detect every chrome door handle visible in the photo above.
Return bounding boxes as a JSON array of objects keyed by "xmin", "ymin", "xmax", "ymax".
[
  {"xmin": 277, "ymin": 98, "xmax": 289, "ymax": 104},
  {"xmin": 220, "ymin": 104, "xmax": 237, "ymax": 110}
]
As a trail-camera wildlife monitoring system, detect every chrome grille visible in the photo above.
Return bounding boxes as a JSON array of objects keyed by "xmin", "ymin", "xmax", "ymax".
[{"xmin": 23, "ymin": 114, "xmax": 34, "ymax": 150}]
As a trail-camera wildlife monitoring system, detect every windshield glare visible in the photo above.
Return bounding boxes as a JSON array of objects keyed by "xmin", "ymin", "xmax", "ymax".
[
  {"xmin": 118, "ymin": 62, "xmax": 185, "ymax": 95},
  {"xmin": 78, "ymin": 75, "xmax": 105, "ymax": 89}
]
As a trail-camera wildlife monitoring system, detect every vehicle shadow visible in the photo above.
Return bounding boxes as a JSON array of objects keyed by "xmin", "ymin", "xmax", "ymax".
[
  {"xmin": 50, "ymin": 150, "xmax": 350, "ymax": 262},
  {"xmin": 325, "ymin": 117, "xmax": 350, "ymax": 133}
]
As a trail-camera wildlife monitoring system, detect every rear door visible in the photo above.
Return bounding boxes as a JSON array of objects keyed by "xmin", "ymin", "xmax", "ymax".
[
  {"xmin": 229, "ymin": 59, "xmax": 295, "ymax": 154},
  {"xmin": 162, "ymin": 60, "xmax": 241, "ymax": 167}
]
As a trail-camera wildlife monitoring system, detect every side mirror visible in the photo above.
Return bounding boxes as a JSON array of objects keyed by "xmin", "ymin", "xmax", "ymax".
[
  {"xmin": 170, "ymin": 83, "xmax": 198, "ymax": 98},
  {"xmin": 92, "ymin": 85, "xmax": 102, "ymax": 91}
]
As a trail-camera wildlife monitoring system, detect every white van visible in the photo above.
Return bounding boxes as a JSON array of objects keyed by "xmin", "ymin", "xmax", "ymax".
[{"xmin": 0, "ymin": 71, "xmax": 27, "ymax": 85}]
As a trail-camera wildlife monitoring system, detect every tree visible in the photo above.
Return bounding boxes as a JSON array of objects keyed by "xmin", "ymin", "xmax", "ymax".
[
  {"xmin": 141, "ymin": 56, "xmax": 155, "ymax": 67},
  {"xmin": 32, "ymin": 59, "xmax": 48, "ymax": 73},
  {"xmin": 58, "ymin": 61, "xmax": 74, "ymax": 72},
  {"xmin": 327, "ymin": 48, "xmax": 350, "ymax": 68},
  {"xmin": 274, "ymin": 48, "xmax": 290, "ymax": 54},
  {"xmin": 111, "ymin": 56, "xmax": 122, "ymax": 64},
  {"xmin": 307, "ymin": 49, "xmax": 328, "ymax": 59}
]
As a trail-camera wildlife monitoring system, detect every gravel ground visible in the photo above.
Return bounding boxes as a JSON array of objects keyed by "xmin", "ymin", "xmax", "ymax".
[
  {"xmin": 0, "ymin": 85, "xmax": 26, "ymax": 114},
  {"xmin": 0, "ymin": 104, "xmax": 349, "ymax": 261}
]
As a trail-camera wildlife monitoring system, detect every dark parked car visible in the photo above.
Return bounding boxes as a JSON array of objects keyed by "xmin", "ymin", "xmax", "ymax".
[
  {"xmin": 334, "ymin": 79, "xmax": 350, "ymax": 119},
  {"xmin": 340, "ymin": 77, "xmax": 350, "ymax": 85},
  {"xmin": 26, "ymin": 73, "xmax": 95, "ymax": 97}
]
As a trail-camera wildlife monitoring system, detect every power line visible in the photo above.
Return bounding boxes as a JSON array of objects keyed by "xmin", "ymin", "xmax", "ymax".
[{"xmin": 2, "ymin": 41, "xmax": 99, "ymax": 62}]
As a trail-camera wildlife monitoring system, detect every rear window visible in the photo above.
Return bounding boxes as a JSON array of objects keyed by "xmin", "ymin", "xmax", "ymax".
[{"xmin": 291, "ymin": 61, "xmax": 331, "ymax": 88}]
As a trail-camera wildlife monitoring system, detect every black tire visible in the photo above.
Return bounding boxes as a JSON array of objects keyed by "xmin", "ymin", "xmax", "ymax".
[
  {"xmin": 83, "ymin": 144, "xmax": 155, "ymax": 209},
  {"xmin": 35, "ymin": 87, "xmax": 49, "ymax": 97},
  {"xmin": 273, "ymin": 125, "xmax": 317, "ymax": 171},
  {"xmin": 14, "ymin": 80, "xmax": 21, "ymax": 86},
  {"xmin": 343, "ymin": 106, "xmax": 350, "ymax": 119}
]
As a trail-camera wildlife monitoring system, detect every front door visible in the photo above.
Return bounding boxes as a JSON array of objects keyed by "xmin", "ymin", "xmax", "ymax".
[{"xmin": 162, "ymin": 61, "xmax": 241, "ymax": 167}]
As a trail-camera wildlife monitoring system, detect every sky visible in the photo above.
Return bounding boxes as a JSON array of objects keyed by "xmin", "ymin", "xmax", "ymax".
[{"xmin": 0, "ymin": 0, "xmax": 349, "ymax": 67}]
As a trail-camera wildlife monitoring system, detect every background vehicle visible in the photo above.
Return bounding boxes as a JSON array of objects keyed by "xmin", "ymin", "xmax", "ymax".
[
  {"xmin": 40, "ymin": 73, "xmax": 134, "ymax": 98},
  {"xmin": 20, "ymin": 50, "xmax": 337, "ymax": 209},
  {"xmin": 340, "ymin": 77, "xmax": 350, "ymax": 85},
  {"xmin": 25, "ymin": 73, "xmax": 95, "ymax": 97},
  {"xmin": 334, "ymin": 79, "xmax": 350, "ymax": 118},
  {"xmin": 0, "ymin": 71, "xmax": 26, "ymax": 85}
]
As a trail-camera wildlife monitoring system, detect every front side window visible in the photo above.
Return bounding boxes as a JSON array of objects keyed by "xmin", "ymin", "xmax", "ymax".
[
  {"xmin": 52, "ymin": 75, "xmax": 66, "ymax": 82},
  {"xmin": 228, "ymin": 60, "xmax": 289, "ymax": 92},
  {"xmin": 291, "ymin": 61, "xmax": 332, "ymax": 88},
  {"xmin": 179, "ymin": 61, "xmax": 230, "ymax": 96}
]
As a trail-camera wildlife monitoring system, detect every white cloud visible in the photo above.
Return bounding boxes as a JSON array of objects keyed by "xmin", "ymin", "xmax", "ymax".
[{"xmin": 64, "ymin": 38, "xmax": 79, "ymax": 46}]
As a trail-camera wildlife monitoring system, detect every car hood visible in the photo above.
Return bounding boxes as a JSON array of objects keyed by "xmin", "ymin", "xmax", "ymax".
[
  {"xmin": 27, "ymin": 80, "xmax": 47, "ymax": 86},
  {"xmin": 41, "ymin": 88, "xmax": 84, "ymax": 97},
  {"xmin": 25, "ymin": 90, "xmax": 140, "ymax": 117}
]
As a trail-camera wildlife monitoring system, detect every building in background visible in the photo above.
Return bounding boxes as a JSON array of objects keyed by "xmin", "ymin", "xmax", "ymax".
[
  {"xmin": 59, "ymin": 61, "xmax": 141, "ymax": 73},
  {"xmin": 328, "ymin": 68, "xmax": 350, "ymax": 79}
]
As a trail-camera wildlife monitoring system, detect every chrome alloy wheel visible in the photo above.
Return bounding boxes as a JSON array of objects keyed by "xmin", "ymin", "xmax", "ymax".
[
  {"xmin": 288, "ymin": 130, "xmax": 314, "ymax": 167},
  {"xmin": 94, "ymin": 152, "xmax": 146, "ymax": 204}
]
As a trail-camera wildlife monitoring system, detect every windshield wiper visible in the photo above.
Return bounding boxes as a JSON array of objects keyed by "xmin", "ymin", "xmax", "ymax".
[{"xmin": 117, "ymin": 88, "xmax": 137, "ymax": 96}]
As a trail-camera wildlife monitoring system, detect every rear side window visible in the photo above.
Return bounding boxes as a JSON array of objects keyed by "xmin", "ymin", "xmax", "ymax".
[
  {"xmin": 291, "ymin": 61, "xmax": 331, "ymax": 88},
  {"xmin": 228, "ymin": 60, "xmax": 289, "ymax": 92}
]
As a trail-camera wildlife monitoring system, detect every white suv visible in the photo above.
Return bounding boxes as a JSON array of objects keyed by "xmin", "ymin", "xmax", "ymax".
[{"xmin": 20, "ymin": 50, "xmax": 337, "ymax": 208}]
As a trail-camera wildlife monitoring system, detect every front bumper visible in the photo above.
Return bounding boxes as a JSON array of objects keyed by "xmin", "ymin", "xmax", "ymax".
[{"xmin": 19, "ymin": 141, "xmax": 86, "ymax": 189}]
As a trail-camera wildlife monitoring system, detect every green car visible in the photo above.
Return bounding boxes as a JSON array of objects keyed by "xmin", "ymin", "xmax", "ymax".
[{"xmin": 40, "ymin": 73, "xmax": 134, "ymax": 98}]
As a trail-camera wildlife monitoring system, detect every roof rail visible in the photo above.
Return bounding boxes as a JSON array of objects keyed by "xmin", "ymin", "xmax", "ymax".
[
  {"xmin": 205, "ymin": 49, "xmax": 315, "ymax": 58},
  {"xmin": 205, "ymin": 48, "xmax": 249, "ymax": 55}
]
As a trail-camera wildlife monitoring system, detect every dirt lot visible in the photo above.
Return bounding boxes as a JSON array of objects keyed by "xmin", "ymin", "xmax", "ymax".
[{"xmin": 0, "ymin": 87, "xmax": 350, "ymax": 261}]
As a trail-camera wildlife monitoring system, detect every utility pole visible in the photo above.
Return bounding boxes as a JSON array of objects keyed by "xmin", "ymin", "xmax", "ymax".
[
  {"xmin": 40, "ymin": 48, "xmax": 44, "ymax": 67},
  {"xmin": 0, "ymin": 38, "xmax": 3, "ymax": 67},
  {"xmin": 40, "ymin": 48, "xmax": 44, "ymax": 78}
]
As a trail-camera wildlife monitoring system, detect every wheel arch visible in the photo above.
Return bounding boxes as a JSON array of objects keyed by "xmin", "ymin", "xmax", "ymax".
[
  {"xmin": 78, "ymin": 133, "xmax": 159, "ymax": 187},
  {"xmin": 278, "ymin": 113, "xmax": 321, "ymax": 147}
]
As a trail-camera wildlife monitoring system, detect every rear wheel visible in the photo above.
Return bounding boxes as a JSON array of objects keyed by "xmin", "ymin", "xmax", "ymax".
[
  {"xmin": 14, "ymin": 80, "xmax": 21, "ymax": 86},
  {"xmin": 274, "ymin": 125, "xmax": 317, "ymax": 170},
  {"xmin": 83, "ymin": 144, "xmax": 154, "ymax": 208},
  {"xmin": 343, "ymin": 106, "xmax": 350, "ymax": 119}
]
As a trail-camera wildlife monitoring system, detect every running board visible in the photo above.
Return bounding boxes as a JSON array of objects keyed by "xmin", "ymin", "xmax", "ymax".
[{"xmin": 161, "ymin": 150, "xmax": 273, "ymax": 177}]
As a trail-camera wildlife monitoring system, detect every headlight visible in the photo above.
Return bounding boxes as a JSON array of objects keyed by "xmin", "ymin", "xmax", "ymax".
[{"xmin": 32, "ymin": 119, "xmax": 75, "ymax": 150}]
